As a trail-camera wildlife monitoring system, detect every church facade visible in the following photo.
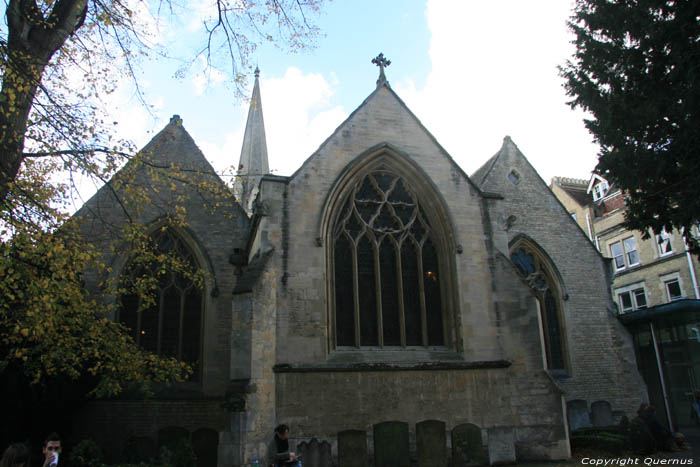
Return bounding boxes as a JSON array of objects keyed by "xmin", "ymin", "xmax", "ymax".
[{"xmin": 74, "ymin": 63, "xmax": 647, "ymax": 465}]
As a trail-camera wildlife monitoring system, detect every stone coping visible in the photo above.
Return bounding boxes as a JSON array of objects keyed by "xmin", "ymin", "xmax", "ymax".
[{"xmin": 273, "ymin": 360, "xmax": 511, "ymax": 373}]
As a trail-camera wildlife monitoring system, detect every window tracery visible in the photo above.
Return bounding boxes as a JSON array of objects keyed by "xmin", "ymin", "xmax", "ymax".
[
  {"xmin": 511, "ymin": 244, "xmax": 566, "ymax": 371},
  {"xmin": 119, "ymin": 228, "xmax": 203, "ymax": 379},
  {"xmin": 332, "ymin": 170, "xmax": 445, "ymax": 348}
]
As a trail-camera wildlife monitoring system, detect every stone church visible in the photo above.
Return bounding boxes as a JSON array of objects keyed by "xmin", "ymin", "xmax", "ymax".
[{"xmin": 74, "ymin": 60, "xmax": 647, "ymax": 465}]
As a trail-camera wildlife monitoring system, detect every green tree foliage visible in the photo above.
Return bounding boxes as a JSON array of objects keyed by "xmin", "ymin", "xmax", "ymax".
[
  {"xmin": 0, "ymin": 0, "xmax": 325, "ymax": 403},
  {"xmin": 561, "ymin": 0, "xmax": 700, "ymax": 251},
  {"xmin": 0, "ymin": 220, "xmax": 192, "ymax": 397}
]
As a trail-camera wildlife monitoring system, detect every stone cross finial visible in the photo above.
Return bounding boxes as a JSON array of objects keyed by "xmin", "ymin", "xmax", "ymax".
[
  {"xmin": 372, "ymin": 53, "xmax": 391, "ymax": 88},
  {"xmin": 254, "ymin": 66, "xmax": 260, "ymax": 78}
]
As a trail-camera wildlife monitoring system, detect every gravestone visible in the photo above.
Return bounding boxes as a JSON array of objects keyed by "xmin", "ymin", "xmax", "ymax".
[
  {"xmin": 373, "ymin": 421, "xmax": 410, "ymax": 467},
  {"xmin": 613, "ymin": 410, "xmax": 626, "ymax": 425},
  {"xmin": 191, "ymin": 427, "xmax": 218, "ymax": 467},
  {"xmin": 451, "ymin": 423, "xmax": 487, "ymax": 466},
  {"xmin": 297, "ymin": 438, "xmax": 332, "ymax": 467},
  {"xmin": 416, "ymin": 420, "xmax": 447, "ymax": 467},
  {"xmin": 120, "ymin": 436, "xmax": 156, "ymax": 464},
  {"xmin": 567, "ymin": 399, "xmax": 592, "ymax": 431},
  {"xmin": 320, "ymin": 440, "xmax": 331, "ymax": 466},
  {"xmin": 338, "ymin": 429, "xmax": 366, "ymax": 467},
  {"xmin": 487, "ymin": 427, "xmax": 516, "ymax": 465},
  {"xmin": 591, "ymin": 400, "xmax": 615, "ymax": 427}
]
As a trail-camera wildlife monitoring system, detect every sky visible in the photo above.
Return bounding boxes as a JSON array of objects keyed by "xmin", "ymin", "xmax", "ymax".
[{"xmin": 103, "ymin": 0, "xmax": 600, "ymax": 186}]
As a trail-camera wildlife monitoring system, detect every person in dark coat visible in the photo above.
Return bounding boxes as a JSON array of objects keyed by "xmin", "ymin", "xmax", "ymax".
[
  {"xmin": 640, "ymin": 405, "xmax": 676, "ymax": 451},
  {"xmin": 266, "ymin": 424, "xmax": 300, "ymax": 467}
]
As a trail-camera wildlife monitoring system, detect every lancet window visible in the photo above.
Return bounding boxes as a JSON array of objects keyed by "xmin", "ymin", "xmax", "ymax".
[
  {"xmin": 332, "ymin": 170, "xmax": 445, "ymax": 348},
  {"xmin": 511, "ymin": 244, "xmax": 567, "ymax": 371},
  {"xmin": 119, "ymin": 228, "xmax": 203, "ymax": 378}
]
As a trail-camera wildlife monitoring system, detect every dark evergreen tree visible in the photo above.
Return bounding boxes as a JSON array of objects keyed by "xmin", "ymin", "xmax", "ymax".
[{"xmin": 561, "ymin": 0, "xmax": 700, "ymax": 252}]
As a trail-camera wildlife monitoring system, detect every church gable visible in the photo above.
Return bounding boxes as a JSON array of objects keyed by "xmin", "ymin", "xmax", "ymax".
[
  {"xmin": 75, "ymin": 115, "xmax": 249, "ymax": 249},
  {"xmin": 473, "ymin": 136, "xmax": 594, "ymax": 254},
  {"xmin": 271, "ymin": 81, "xmax": 509, "ymax": 365},
  {"xmin": 290, "ymin": 84, "xmax": 480, "ymax": 201},
  {"xmin": 73, "ymin": 115, "xmax": 250, "ymax": 399},
  {"xmin": 472, "ymin": 136, "xmax": 646, "ymax": 410}
]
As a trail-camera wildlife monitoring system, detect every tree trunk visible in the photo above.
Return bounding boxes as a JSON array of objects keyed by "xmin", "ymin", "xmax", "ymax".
[{"xmin": 0, "ymin": 0, "xmax": 88, "ymax": 204}]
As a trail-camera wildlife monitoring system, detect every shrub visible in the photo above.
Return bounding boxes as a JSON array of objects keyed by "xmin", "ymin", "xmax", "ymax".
[
  {"xmin": 158, "ymin": 440, "xmax": 197, "ymax": 467},
  {"xmin": 69, "ymin": 439, "xmax": 104, "ymax": 467}
]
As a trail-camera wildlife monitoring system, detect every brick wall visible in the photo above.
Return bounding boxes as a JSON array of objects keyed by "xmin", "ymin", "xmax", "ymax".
[{"xmin": 73, "ymin": 399, "xmax": 228, "ymax": 460}]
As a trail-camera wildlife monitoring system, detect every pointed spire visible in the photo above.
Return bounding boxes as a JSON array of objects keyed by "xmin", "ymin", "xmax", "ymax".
[{"xmin": 235, "ymin": 68, "xmax": 270, "ymax": 214}]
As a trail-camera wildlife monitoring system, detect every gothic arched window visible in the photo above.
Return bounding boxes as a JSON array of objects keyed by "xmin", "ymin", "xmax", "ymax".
[
  {"xmin": 119, "ymin": 228, "xmax": 203, "ymax": 378},
  {"xmin": 510, "ymin": 244, "xmax": 567, "ymax": 372},
  {"xmin": 332, "ymin": 170, "xmax": 445, "ymax": 348}
]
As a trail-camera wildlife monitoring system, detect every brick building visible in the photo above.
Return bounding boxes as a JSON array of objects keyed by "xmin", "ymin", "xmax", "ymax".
[
  {"xmin": 73, "ymin": 65, "xmax": 647, "ymax": 466},
  {"xmin": 551, "ymin": 175, "xmax": 700, "ymax": 314},
  {"xmin": 551, "ymin": 174, "xmax": 700, "ymax": 430}
]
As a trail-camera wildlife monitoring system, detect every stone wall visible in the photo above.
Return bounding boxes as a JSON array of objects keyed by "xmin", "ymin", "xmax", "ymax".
[
  {"xmin": 247, "ymin": 85, "xmax": 571, "ymax": 461},
  {"xmin": 475, "ymin": 137, "xmax": 648, "ymax": 419},
  {"xmin": 274, "ymin": 365, "xmax": 567, "ymax": 461},
  {"xmin": 74, "ymin": 120, "xmax": 248, "ymax": 398},
  {"xmin": 278, "ymin": 85, "xmax": 498, "ymax": 364}
]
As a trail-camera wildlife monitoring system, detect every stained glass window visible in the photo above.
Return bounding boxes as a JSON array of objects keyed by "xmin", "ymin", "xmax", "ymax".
[
  {"xmin": 332, "ymin": 170, "xmax": 446, "ymax": 347},
  {"xmin": 510, "ymin": 245, "xmax": 566, "ymax": 371},
  {"xmin": 120, "ymin": 228, "xmax": 203, "ymax": 379}
]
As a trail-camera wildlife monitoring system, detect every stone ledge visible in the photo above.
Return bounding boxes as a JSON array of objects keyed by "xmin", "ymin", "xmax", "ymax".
[{"xmin": 273, "ymin": 360, "xmax": 511, "ymax": 373}]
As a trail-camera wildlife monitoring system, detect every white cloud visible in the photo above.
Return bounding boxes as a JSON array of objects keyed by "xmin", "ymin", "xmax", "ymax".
[
  {"xmin": 198, "ymin": 130, "xmax": 244, "ymax": 179},
  {"xmin": 259, "ymin": 67, "xmax": 347, "ymax": 176},
  {"xmin": 395, "ymin": 0, "xmax": 599, "ymax": 182},
  {"xmin": 185, "ymin": 0, "xmax": 219, "ymax": 32}
]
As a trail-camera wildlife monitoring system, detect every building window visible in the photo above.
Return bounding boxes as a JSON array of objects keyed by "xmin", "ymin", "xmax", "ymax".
[
  {"xmin": 656, "ymin": 230, "xmax": 673, "ymax": 257},
  {"xmin": 119, "ymin": 228, "xmax": 203, "ymax": 378},
  {"xmin": 508, "ymin": 169, "xmax": 521, "ymax": 185},
  {"xmin": 610, "ymin": 237, "xmax": 639, "ymax": 271},
  {"xmin": 617, "ymin": 286, "xmax": 647, "ymax": 313},
  {"xmin": 332, "ymin": 170, "xmax": 445, "ymax": 348},
  {"xmin": 592, "ymin": 181, "xmax": 609, "ymax": 201},
  {"xmin": 665, "ymin": 278, "xmax": 683, "ymax": 301},
  {"xmin": 510, "ymin": 244, "xmax": 567, "ymax": 372}
]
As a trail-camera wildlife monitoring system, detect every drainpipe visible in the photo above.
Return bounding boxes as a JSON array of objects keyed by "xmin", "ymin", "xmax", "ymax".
[
  {"xmin": 586, "ymin": 212, "xmax": 594, "ymax": 243},
  {"xmin": 683, "ymin": 238, "xmax": 700, "ymax": 299},
  {"xmin": 649, "ymin": 322, "xmax": 674, "ymax": 432}
]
